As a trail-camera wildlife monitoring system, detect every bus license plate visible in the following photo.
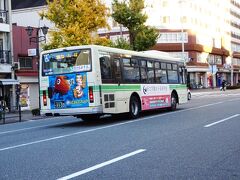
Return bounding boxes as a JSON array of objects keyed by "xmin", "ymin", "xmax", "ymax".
[{"xmin": 54, "ymin": 101, "xmax": 65, "ymax": 108}]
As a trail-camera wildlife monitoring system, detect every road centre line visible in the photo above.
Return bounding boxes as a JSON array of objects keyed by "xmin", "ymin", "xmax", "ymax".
[
  {"xmin": 57, "ymin": 149, "xmax": 146, "ymax": 180},
  {"xmin": 0, "ymin": 100, "xmax": 237, "ymax": 152},
  {"xmin": 204, "ymin": 114, "xmax": 240, "ymax": 128}
]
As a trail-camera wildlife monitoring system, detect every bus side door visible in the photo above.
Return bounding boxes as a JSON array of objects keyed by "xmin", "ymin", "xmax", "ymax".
[{"xmin": 101, "ymin": 56, "xmax": 127, "ymax": 114}]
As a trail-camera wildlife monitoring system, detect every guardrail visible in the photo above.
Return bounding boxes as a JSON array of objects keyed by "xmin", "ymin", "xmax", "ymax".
[{"xmin": 0, "ymin": 105, "xmax": 21, "ymax": 124}]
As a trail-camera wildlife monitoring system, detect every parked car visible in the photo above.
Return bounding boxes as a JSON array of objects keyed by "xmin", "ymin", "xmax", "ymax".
[{"xmin": 187, "ymin": 89, "xmax": 191, "ymax": 100}]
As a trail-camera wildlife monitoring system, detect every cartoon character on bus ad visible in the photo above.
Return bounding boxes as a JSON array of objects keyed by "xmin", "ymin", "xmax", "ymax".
[
  {"xmin": 49, "ymin": 73, "xmax": 89, "ymax": 109},
  {"xmin": 73, "ymin": 75, "xmax": 86, "ymax": 98}
]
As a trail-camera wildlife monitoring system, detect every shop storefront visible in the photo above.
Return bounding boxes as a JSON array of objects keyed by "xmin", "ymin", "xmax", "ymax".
[{"xmin": 0, "ymin": 79, "xmax": 19, "ymax": 111}]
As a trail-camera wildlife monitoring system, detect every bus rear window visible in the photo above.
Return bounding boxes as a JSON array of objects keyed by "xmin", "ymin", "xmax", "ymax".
[{"xmin": 42, "ymin": 49, "xmax": 91, "ymax": 76}]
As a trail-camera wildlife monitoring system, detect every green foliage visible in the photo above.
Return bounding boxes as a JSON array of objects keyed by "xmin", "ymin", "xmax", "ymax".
[
  {"xmin": 134, "ymin": 26, "xmax": 159, "ymax": 51},
  {"xmin": 112, "ymin": 0, "xmax": 159, "ymax": 51},
  {"xmin": 111, "ymin": 37, "xmax": 132, "ymax": 50},
  {"xmin": 112, "ymin": 0, "xmax": 147, "ymax": 31},
  {"xmin": 40, "ymin": 0, "xmax": 111, "ymax": 49}
]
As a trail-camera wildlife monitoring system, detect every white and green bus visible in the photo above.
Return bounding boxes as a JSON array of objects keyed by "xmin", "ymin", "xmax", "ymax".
[{"xmin": 39, "ymin": 45, "xmax": 187, "ymax": 120}]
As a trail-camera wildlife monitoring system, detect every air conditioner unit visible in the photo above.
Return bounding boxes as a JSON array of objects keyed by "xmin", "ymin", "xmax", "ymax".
[{"xmin": 13, "ymin": 62, "xmax": 20, "ymax": 70}]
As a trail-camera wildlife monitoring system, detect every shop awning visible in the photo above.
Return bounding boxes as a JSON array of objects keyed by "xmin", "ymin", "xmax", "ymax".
[{"xmin": 0, "ymin": 79, "xmax": 19, "ymax": 86}]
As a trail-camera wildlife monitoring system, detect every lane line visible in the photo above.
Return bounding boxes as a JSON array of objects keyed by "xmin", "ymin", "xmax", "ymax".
[
  {"xmin": 0, "ymin": 116, "xmax": 70, "ymax": 135},
  {"xmin": 0, "ymin": 121, "xmax": 74, "ymax": 135},
  {"xmin": 204, "ymin": 114, "xmax": 240, "ymax": 128},
  {"xmin": 0, "ymin": 100, "xmax": 238, "ymax": 152},
  {"xmin": 225, "ymin": 98, "xmax": 240, "ymax": 102},
  {"xmin": 57, "ymin": 149, "xmax": 146, "ymax": 180}
]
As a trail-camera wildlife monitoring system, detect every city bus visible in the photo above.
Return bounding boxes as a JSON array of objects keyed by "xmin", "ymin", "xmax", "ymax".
[{"xmin": 39, "ymin": 45, "xmax": 187, "ymax": 120}]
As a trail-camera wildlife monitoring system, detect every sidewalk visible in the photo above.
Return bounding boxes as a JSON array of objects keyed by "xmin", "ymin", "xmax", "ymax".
[
  {"xmin": 0, "ymin": 110, "xmax": 46, "ymax": 125},
  {"xmin": 190, "ymin": 87, "xmax": 240, "ymax": 94},
  {"xmin": 190, "ymin": 87, "xmax": 221, "ymax": 93}
]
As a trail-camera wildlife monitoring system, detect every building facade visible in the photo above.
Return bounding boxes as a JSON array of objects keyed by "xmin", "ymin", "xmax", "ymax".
[
  {"xmin": 10, "ymin": 0, "xmax": 240, "ymax": 90},
  {"xmin": 100, "ymin": 0, "xmax": 240, "ymax": 88},
  {"xmin": 11, "ymin": 0, "xmax": 50, "ymax": 110},
  {"xmin": 12, "ymin": 24, "xmax": 39, "ymax": 110},
  {"xmin": 0, "ymin": 0, "xmax": 18, "ymax": 109},
  {"xmin": 230, "ymin": 0, "xmax": 240, "ymax": 85}
]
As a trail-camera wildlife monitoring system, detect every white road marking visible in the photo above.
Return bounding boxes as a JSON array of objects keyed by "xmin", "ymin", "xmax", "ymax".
[
  {"xmin": 226, "ymin": 98, "xmax": 240, "ymax": 102},
  {"xmin": 204, "ymin": 114, "xmax": 240, "ymax": 128},
  {"xmin": 57, "ymin": 149, "xmax": 146, "ymax": 180},
  {"xmin": 193, "ymin": 93, "xmax": 240, "ymax": 99},
  {"xmin": 0, "ymin": 121, "xmax": 72, "ymax": 135},
  {"xmin": 0, "ymin": 100, "xmax": 238, "ymax": 152}
]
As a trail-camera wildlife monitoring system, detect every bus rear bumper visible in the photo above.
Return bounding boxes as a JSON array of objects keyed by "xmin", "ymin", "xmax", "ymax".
[{"xmin": 41, "ymin": 106, "xmax": 103, "ymax": 116}]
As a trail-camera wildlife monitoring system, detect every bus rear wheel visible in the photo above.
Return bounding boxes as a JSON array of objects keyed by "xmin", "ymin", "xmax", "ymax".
[{"xmin": 129, "ymin": 96, "xmax": 140, "ymax": 119}]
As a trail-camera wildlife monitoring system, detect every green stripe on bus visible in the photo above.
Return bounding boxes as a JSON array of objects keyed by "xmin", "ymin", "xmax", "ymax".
[
  {"xmin": 101, "ymin": 85, "xmax": 141, "ymax": 92},
  {"xmin": 39, "ymin": 91, "xmax": 44, "ymax": 95},
  {"xmin": 93, "ymin": 86, "xmax": 100, "ymax": 92},
  {"xmin": 170, "ymin": 84, "xmax": 187, "ymax": 90}
]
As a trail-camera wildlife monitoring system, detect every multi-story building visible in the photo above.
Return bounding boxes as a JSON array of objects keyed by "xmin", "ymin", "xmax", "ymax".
[
  {"xmin": 101, "ymin": 0, "xmax": 240, "ymax": 88},
  {"xmin": 10, "ymin": 0, "xmax": 240, "ymax": 91},
  {"xmin": 11, "ymin": 0, "xmax": 50, "ymax": 110},
  {"xmin": 0, "ymin": 0, "xmax": 18, "ymax": 109},
  {"xmin": 12, "ymin": 24, "xmax": 39, "ymax": 110},
  {"xmin": 230, "ymin": 0, "xmax": 240, "ymax": 85}
]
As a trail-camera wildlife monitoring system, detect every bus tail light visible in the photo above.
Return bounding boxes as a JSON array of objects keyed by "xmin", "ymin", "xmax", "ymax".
[
  {"xmin": 89, "ymin": 86, "xmax": 94, "ymax": 103},
  {"xmin": 43, "ymin": 90, "xmax": 47, "ymax": 106}
]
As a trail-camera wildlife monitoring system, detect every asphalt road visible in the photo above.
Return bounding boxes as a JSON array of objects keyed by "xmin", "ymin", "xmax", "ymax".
[{"xmin": 0, "ymin": 89, "xmax": 240, "ymax": 180}]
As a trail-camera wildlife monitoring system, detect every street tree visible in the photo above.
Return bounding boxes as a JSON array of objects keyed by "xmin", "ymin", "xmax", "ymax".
[
  {"xmin": 112, "ymin": 0, "xmax": 159, "ymax": 51},
  {"xmin": 40, "ymin": 0, "xmax": 110, "ymax": 50}
]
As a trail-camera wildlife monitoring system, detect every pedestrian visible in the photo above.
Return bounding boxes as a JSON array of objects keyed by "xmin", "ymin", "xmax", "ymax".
[{"xmin": 221, "ymin": 79, "xmax": 226, "ymax": 91}]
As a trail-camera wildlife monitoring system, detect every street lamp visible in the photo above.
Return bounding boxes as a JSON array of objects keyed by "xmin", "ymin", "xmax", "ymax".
[
  {"xmin": 25, "ymin": 25, "xmax": 49, "ymax": 45},
  {"xmin": 25, "ymin": 25, "xmax": 49, "ymax": 111}
]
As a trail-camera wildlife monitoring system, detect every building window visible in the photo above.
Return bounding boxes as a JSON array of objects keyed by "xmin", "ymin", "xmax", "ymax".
[
  {"xmin": 181, "ymin": 16, "xmax": 187, "ymax": 23},
  {"xmin": 162, "ymin": 16, "xmax": 170, "ymax": 24},
  {"xmin": 158, "ymin": 32, "xmax": 188, "ymax": 43},
  {"xmin": 215, "ymin": 55, "xmax": 222, "ymax": 65},
  {"xmin": 19, "ymin": 57, "xmax": 33, "ymax": 69}
]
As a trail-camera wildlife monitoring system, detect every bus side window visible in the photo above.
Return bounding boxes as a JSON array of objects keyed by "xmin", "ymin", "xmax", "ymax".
[
  {"xmin": 140, "ymin": 60, "xmax": 147, "ymax": 83},
  {"xmin": 147, "ymin": 60, "xmax": 154, "ymax": 83},
  {"xmin": 100, "ymin": 56, "xmax": 112, "ymax": 80},
  {"xmin": 179, "ymin": 66, "xmax": 184, "ymax": 84},
  {"xmin": 112, "ymin": 58, "xmax": 121, "ymax": 83},
  {"xmin": 167, "ymin": 63, "xmax": 179, "ymax": 84},
  {"xmin": 122, "ymin": 58, "xmax": 140, "ymax": 83},
  {"xmin": 155, "ymin": 62, "xmax": 167, "ymax": 84}
]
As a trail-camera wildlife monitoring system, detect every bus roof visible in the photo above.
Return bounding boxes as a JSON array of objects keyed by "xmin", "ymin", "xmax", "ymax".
[{"xmin": 41, "ymin": 45, "xmax": 183, "ymax": 63}]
